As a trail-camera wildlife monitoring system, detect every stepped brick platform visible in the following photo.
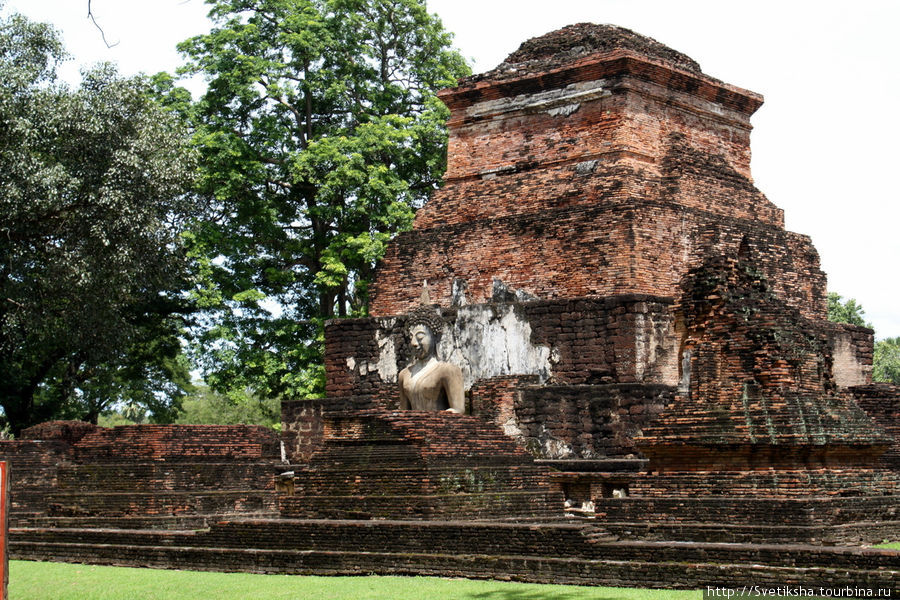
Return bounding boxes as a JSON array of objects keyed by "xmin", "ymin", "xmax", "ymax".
[
  {"xmin": 852, "ymin": 384, "xmax": 900, "ymax": 472},
  {"xmin": 592, "ymin": 496, "xmax": 900, "ymax": 544},
  {"xmin": 279, "ymin": 409, "xmax": 563, "ymax": 521},
  {"xmin": 1, "ymin": 422, "xmax": 281, "ymax": 528},
  {"xmin": 9, "ymin": 519, "xmax": 900, "ymax": 589}
]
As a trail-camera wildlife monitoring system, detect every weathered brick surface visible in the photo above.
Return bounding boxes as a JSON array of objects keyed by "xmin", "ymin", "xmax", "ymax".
[
  {"xmin": 522, "ymin": 296, "xmax": 676, "ymax": 385},
  {"xmin": 71, "ymin": 425, "xmax": 280, "ymax": 462},
  {"xmin": 0, "ymin": 424, "xmax": 281, "ymax": 527},
  {"xmin": 630, "ymin": 254, "xmax": 896, "ymax": 496},
  {"xmin": 281, "ymin": 397, "xmax": 378, "ymax": 463},
  {"xmin": 323, "ymin": 317, "xmax": 403, "ymax": 402},
  {"xmin": 371, "ymin": 201, "xmax": 822, "ymax": 321},
  {"xmin": 9, "ymin": 518, "xmax": 900, "ymax": 589},
  {"xmin": 515, "ymin": 384, "xmax": 672, "ymax": 459},
  {"xmin": 20, "ymin": 420, "xmax": 98, "ymax": 445},
  {"xmin": 0, "ymin": 440, "xmax": 71, "ymax": 521},
  {"xmin": 280, "ymin": 410, "xmax": 563, "ymax": 521},
  {"xmin": 852, "ymin": 384, "xmax": 900, "ymax": 472},
  {"xmin": 469, "ymin": 375, "xmax": 538, "ymax": 431}
]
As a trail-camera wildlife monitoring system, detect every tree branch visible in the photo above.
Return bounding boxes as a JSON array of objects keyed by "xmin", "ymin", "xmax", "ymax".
[{"xmin": 87, "ymin": 0, "xmax": 120, "ymax": 48}]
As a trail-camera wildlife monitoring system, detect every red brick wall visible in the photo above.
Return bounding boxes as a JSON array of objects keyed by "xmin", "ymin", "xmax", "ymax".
[
  {"xmin": 324, "ymin": 296, "xmax": 678, "ymax": 401},
  {"xmin": 0, "ymin": 424, "xmax": 282, "ymax": 524},
  {"xmin": 371, "ymin": 201, "xmax": 824, "ymax": 321},
  {"xmin": 852, "ymin": 384, "xmax": 900, "ymax": 473},
  {"xmin": 71, "ymin": 425, "xmax": 280, "ymax": 462},
  {"xmin": 514, "ymin": 384, "xmax": 672, "ymax": 459},
  {"xmin": 368, "ymin": 48, "xmax": 811, "ymax": 320}
]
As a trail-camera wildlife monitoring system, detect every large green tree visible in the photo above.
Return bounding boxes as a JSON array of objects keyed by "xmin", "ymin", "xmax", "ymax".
[
  {"xmin": 178, "ymin": 0, "xmax": 469, "ymax": 399},
  {"xmin": 0, "ymin": 11, "xmax": 199, "ymax": 433}
]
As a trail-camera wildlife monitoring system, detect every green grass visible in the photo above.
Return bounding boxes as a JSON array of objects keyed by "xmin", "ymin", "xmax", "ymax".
[
  {"xmin": 875, "ymin": 542, "xmax": 900, "ymax": 550},
  {"xmin": 10, "ymin": 560, "xmax": 699, "ymax": 600}
]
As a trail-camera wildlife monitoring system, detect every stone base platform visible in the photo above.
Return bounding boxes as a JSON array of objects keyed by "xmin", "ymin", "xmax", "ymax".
[
  {"xmin": 278, "ymin": 409, "xmax": 564, "ymax": 521},
  {"xmin": 10, "ymin": 518, "xmax": 900, "ymax": 590},
  {"xmin": 589, "ymin": 496, "xmax": 900, "ymax": 545},
  {"xmin": 2, "ymin": 423, "xmax": 283, "ymax": 528}
]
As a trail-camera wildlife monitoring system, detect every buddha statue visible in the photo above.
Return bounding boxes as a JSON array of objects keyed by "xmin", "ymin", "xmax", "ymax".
[{"xmin": 398, "ymin": 307, "xmax": 465, "ymax": 414}]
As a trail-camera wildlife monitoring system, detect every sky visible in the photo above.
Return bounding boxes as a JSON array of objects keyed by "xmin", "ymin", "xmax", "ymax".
[{"xmin": 5, "ymin": 0, "xmax": 899, "ymax": 339}]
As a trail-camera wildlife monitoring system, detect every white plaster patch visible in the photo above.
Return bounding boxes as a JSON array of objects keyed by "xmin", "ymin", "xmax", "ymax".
[
  {"xmin": 832, "ymin": 333, "xmax": 869, "ymax": 388},
  {"xmin": 439, "ymin": 304, "xmax": 553, "ymax": 390},
  {"xmin": 540, "ymin": 426, "xmax": 575, "ymax": 459},
  {"xmin": 574, "ymin": 160, "xmax": 599, "ymax": 176},
  {"xmin": 546, "ymin": 103, "xmax": 580, "ymax": 117},
  {"xmin": 465, "ymin": 79, "xmax": 611, "ymax": 121},
  {"xmin": 346, "ymin": 320, "xmax": 398, "ymax": 383},
  {"xmin": 631, "ymin": 309, "xmax": 678, "ymax": 385},
  {"xmin": 634, "ymin": 312, "xmax": 647, "ymax": 381},
  {"xmin": 502, "ymin": 417, "xmax": 523, "ymax": 438},
  {"xmin": 374, "ymin": 328, "xmax": 398, "ymax": 382}
]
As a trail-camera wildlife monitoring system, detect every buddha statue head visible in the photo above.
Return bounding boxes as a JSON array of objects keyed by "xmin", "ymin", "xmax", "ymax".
[{"xmin": 405, "ymin": 306, "xmax": 444, "ymax": 363}]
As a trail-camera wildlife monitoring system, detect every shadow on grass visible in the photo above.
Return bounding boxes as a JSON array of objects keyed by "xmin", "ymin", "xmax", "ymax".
[{"xmin": 470, "ymin": 590, "xmax": 630, "ymax": 600}]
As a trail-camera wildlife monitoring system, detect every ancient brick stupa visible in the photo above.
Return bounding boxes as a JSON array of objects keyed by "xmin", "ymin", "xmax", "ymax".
[{"xmin": 288, "ymin": 23, "xmax": 899, "ymax": 540}]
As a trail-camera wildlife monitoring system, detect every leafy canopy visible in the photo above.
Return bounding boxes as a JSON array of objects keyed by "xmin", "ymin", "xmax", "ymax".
[
  {"xmin": 873, "ymin": 337, "xmax": 900, "ymax": 385},
  {"xmin": 175, "ymin": 385, "xmax": 280, "ymax": 428},
  {"xmin": 826, "ymin": 292, "xmax": 870, "ymax": 328},
  {"xmin": 0, "ymin": 9, "xmax": 199, "ymax": 433},
  {"xmin": 177, "ymin": 0, "xmax": 469, "ymax": 400}
]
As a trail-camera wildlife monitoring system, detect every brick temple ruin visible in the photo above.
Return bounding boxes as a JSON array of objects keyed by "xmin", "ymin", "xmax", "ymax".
[{"xmin": 3, "ymin": 24, "xmax": 899, "ymax": 589}]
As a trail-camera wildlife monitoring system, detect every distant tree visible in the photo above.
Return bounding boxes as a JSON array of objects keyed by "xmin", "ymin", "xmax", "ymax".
[
  {"xmin": 175, "ymin": 385, "xmax": 280, "ymax": 428},
  {"xmin": 177, "ymin": 0, "xmax": 469, "ymax": 401},
  {"xmin": 873, "ymin": 337, "xmax": 900, "ymax": 385},
  {"xmin": 0, "ymin": 10, "xmax": 199, "ymax": 434},
  {"xmin": 827, "ymin": 292, "xmax": 871, "ymax": 328},
  {"xmin": 58, "ymin": 330, "xmax": 197, "ymax": 425}
]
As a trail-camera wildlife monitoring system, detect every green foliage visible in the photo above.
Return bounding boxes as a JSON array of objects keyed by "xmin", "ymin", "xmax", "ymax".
[
  {"xmin": 177, "ymin": 0, "xmax": 470, "ymax": 400},
  {"xmin": 9, "ymin": 561, "xmax": 700, "ymax": 600},
  {"xmin": 0, "ymin": 9, "xmax": 199, "ymax": 433},
  {"xmin": 873, "ymin": 337, "xmax": 900, "ymax": 385},
  {"xmin": 826, "ymin": 292, "xmax": 871, "ymax": 328},
  {"xmin": 98, "ymin": 410, "xmax": 143, "ymax": 428},
  {"xmin": 175, "ymin": 384, "xmax": 280, "ymax": 428},
  {"xmin": 827, "ymin": 293, "xmax": 898, "ymax": 385}
]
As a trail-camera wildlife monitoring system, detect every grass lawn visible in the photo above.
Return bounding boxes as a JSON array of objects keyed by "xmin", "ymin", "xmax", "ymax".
[
  {"xmin": 10, "ymin": 560, "xmax": 700, "ymax": 600},
  {"xmin": 876, "ymin": 542, "xmax": 900, "ymax": 550}
]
